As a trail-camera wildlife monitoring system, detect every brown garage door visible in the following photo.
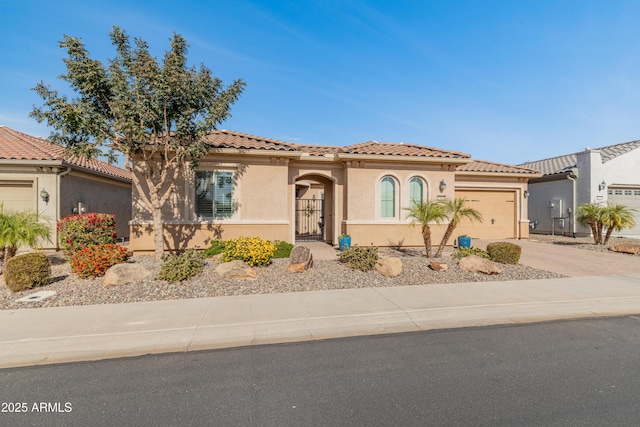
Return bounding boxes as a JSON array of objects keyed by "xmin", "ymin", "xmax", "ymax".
[
  {"xmin": 453, "ymin": 190, "xmax": 516, "ymax": 240},
  {"xmin": 0, "ymin": 181, "xmax": 34, "ymax": 212}
]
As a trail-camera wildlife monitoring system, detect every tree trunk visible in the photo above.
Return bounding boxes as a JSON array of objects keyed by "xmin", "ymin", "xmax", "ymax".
[
  {"xmin": 435, "ymin": 223, "xmax": 455, "ymax": 258},
  {"xmin": 588, "ymin": 219, "xmax": 598, "ymax": 245},
  {"xmin": 596, "ymin": 221, "xmax": 604, "ymax": 245},
  {"xmin": 603, "ymin": 226, "xmax": 614, "ymax": 246},
  {"xmin": 422, "ymin": 225, "xmax": 433, "ymax": 258},
  {"xmin": 152, "ymin": 208, "xmax": 164, "ymax": 261}
]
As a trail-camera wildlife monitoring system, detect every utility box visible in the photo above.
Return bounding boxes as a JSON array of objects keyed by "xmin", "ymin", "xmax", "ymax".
[{"xmin": 550, "ymin": 199, "xmax": 563, "ymax": 218}]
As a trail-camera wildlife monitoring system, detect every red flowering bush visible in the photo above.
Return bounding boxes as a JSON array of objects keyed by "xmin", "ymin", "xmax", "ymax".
[
  {"xmin": 70, "ymin": 244, "xmax": 131, "ymax": 278},
  {"xmin": 57, "ymin": 213, "xmax": 117, "ymax": 257}
]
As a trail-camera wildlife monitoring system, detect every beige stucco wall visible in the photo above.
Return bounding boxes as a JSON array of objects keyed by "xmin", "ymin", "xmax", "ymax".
[
  {"xmin": 131, "ymin": 154, "xmax": 295, "ymax": 252},
  {"xmin": 128, "ymin": 152, "xmax": 534, "ymax": 253},
  {"xmin": 340, "ymin": 161, "xmax": 456, "ymax": 247},
  {"xmin": 60, "ymin": 172, "xmax": 132, "ymax": 240}
]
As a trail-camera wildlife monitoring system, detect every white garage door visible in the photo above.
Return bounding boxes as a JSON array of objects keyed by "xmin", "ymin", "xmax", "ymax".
[
  {"xmin": 608, "ymin": 187, "xmax": 640, "ymax": 236},
  {"xmin": 0, "ymin": 181, "xmax": 35, "ymax": 212},
  {"xmin": 454, "ymin": 190, "xmax": 516, "ymax": 240}
]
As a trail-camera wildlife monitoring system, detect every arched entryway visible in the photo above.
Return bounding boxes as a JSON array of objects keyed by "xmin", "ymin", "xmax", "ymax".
[{"xmin": 294, "ymin": 174, "xmax": 335, "ymax": 244}]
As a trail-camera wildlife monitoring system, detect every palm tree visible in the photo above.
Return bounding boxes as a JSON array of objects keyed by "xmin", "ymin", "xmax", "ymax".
[
  {"xmin": 405, "ymin": 200, "xmax": 448, "ymax": 258},
  {"xmin": 0, "ymin": 209, "xmax": 52, "ymax": 262},
  {"xmin": 434, "ymin": 198, "xmax": 483, "ymax": 257},
  {"xmin": 576, "ymin": 202, "xmax": 603, "ymax": 244},
  {"xmin": 601, "ymin": 204, "xmax": 637, "ymax": 245}
]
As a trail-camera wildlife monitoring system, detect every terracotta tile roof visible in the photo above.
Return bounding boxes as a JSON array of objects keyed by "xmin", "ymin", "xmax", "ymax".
[
  {"xmin": 343, "ymin": 141, "xmax": 470, "ymax": 158},
  {"xmin": 519, "ymin": 139, "xmax": 640, "ymax": 175},
  {"xmin": 204, "ymin": 131, "xmax": 470, "ymax": 160},
  {"xmin": 203, "ymin": 130, "xmax": 298, "ymax": 151},
  {"xmin": 0, "ymin": 126, "xmax": 131, "ymax": 181},
  {"xmin": 457, "ymin": 160, "xmax": 540, "ymax": 175}
]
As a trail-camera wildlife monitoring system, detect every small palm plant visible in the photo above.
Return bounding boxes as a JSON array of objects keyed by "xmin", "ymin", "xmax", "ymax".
[
  {"xmin": 0, "ymin": 206, "xmax": 52, "ymax": 262},
  {"xmin": 576, "ymin": 202, "xmax": 603, "ymax": 244},
  {"xmin": 405, "ymin": 200, "xmax": 448, "ymax": 258},
  {"xmin": 576, "ymin": 202, "xmax": 636, "ymax": 245},
  {"xmin": 601, "ymin": 204, "xmax": 636, "ymax": 245},
  {"xmin": 434, "ymin": 198, "xmax": 483, "ymax": 258}
]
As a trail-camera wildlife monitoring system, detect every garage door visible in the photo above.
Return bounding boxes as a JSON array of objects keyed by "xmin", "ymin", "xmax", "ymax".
[
  {"xmin": 453, "ymin": 190, "xmax": 516, "ymax": 240},
  {"xmin": 608, "ymin": 187, "xmax": 640, "ymax": 236},
  {"xmin": 0, "ymin": 181, "xmax": 35, "ymax": 212}
]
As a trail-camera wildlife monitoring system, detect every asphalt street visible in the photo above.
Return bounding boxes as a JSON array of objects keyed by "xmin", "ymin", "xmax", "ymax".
[{"xmin": 3, "ymin": 316, "xmax": 640, "ymax": 426}]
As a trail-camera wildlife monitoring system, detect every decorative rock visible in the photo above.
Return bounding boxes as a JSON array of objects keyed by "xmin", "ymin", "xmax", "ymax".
[
  {"xmin": 103, "ymin": 263, "xmax": 151, "ymax": 286},
  {"xmin": 287, "ymin": 263, "xmax": 307, "ymax": 273},
  {"xmin": 376, "ymin": 257, "xmax": 403, "ymax": 277},
  {"xmin": 459, "ymin": 255, "xmax": 502, "ymax": 275},
  {"xmin": 289, "ymin": 246, "xmax": 313, "ymax": 271},
  {"xmin": 429, "ymin": 261, "xmax": 448, "ymax": 272},
  {"xmin": 215, "ymin": 260, "xmax": 257, "ymax": 280},
  {"xmin": 609, "ymin": 243, "xmax": 640, "ymax": 255}
]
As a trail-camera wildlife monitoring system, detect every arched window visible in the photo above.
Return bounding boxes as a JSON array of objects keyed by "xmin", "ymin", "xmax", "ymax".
[
  {"xmin": 409, "ymin": 177, "xmax": 424, "ymax": 208},
  {"xmin": 381, "ymin": 176, "xmax": 396, "ymax": 218}
]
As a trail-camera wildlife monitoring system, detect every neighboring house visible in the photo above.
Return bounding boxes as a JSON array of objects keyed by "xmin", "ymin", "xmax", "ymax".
[
  {"xmin": 130, "ymin": 130, "xmax": 539, "ymax": 253},
  {"xmin": 0, "ymin": 126, "xmax": 132, "ymax": 250},
  {"xmin": 520, "ymin": 140, "xmax": 640, "ymax": 237}
]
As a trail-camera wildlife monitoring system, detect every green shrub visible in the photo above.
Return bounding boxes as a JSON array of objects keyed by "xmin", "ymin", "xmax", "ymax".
[
  {"xmin": 3, "ymin": 252, "xmax": 51, "ymax": 292},
  {"xmin": 157, "ymin": 249, "xmax": 205, "ymax": 284},
  {"xmin": 203, "ymin": 240, "xmax": 226, "ymax": 257},
  {"xmin": 273, "ymin": 240, "xmax": 294, "ymax": 258},
  {"xmin": 486, "ymin": 242, "xmax": 522, "ymax": 264},
  {"xmin": 70, "ymin": 243, "xmax": 131, "ymax": 278},
  {"xmin": 57, "ymin": 213, "xmax": 117, "ymax": 257},
  {"xmin": 223, "ymin": 236, "xmax": 275, "ymax": 266},
  {"xmin": 338, "ymin": 246, "xmax": 379, "ymax": 272},
  {"xmin": 453, "ymin": 246, "xmax": 491, "ymax": 259}
]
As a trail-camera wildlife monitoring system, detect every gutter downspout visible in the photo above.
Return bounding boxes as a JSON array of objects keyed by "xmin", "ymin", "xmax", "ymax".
[
  {"xmin": 567, "ymin": 169, "xmax": 577, "ymax": 238},
  {"xmin": 56, "ymin": 167, "xmax": 73, "ymax": 247}
]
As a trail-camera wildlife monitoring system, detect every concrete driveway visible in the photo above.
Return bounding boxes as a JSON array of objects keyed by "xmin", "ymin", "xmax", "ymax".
[{"xmin": 475, "ymin": 239, "xmax": 640, "ymax": 277}]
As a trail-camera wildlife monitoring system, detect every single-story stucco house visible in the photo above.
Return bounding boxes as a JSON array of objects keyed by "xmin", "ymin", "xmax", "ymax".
[
  {"xmin": 0, "ymin": 126, "xmax": 132, "ymax": 249},
  {"xmin": 520, "ymin": 140, "xmax": 640, "ymax": 237},
  {"xmin": 129, "ymin": 130, "xmax": 540, "ymax": 253}
]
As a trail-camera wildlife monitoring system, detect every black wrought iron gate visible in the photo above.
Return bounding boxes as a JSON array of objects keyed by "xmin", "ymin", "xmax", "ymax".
[{"xmin": 295, "ymin": 198, "xmax": 324, "ymax": 241}]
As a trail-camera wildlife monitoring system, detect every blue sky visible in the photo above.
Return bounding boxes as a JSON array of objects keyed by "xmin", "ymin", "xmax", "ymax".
[{"xmin": 3, "ymin": 0, "xmax": 640, "ymax": 165}]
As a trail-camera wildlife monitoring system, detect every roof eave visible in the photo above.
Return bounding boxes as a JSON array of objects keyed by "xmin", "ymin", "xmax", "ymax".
[
  {"xmin": 336, "ymin": 153, "xmax": 472, "ymax": 164},
  {"xmin": 208, "ymin": 148, "xmax": 302, "ymax": 158},
  {"xmin": 60, "ymin": 161, "xmax": 132, "ymax": 183},
  {"xmin": 457, "ymin": 171, "xmax": 543, "ymax": 179}
]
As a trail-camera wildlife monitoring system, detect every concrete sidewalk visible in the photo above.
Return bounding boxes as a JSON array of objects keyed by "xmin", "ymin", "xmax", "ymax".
[{"xmin": 2, "ymin": 273, "xmax": 640, "ymax": 369}]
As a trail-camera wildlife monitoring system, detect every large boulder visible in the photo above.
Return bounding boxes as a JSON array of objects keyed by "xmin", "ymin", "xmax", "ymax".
[
  {"xmin": 376, "ymin": 257, "xmax": 403, "ymax": 277},
  {"xmin": 103, "ymin": 263, "xmax": 151, "ymax": 286},
  {"xmin": 215, "ymin": 260, "xmax": 257, "ymax": 280},
  {"xmin": 288, "ymin": 245, "xmax": 314, "ymax": 273},
  {"xmin": 609, "ymin": 243, "xmax": 640, "ymax": 255},
  {"xmin": 459, "ymin": 255, "xmax": 502, "ymax": 275}
]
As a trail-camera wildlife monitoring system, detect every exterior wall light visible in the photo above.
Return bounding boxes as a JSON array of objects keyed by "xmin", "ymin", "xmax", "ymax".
[
  {"xmin": 40, "ymin": 188, "xmax": 49, "ymax": 203},
  {"xmin": 599, "ymin": 180, "xmax": 606, "ymax": 191},
  {"xmin": 439, "ymin": 180, "xmax": 446, "ymax": 192},
  {"xmin": 524, "ymin": 190, "xmax": 530, "ymax": 198}
]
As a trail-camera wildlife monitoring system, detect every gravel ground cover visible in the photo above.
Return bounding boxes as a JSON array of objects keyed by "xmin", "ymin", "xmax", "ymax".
[
  {"xmin": 528, "ymin": 234, "xmax": 640, "ymax": 254},
  {"xmin": 1, "ymin": 234, "xmax": 637, "ymax": 311}
]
